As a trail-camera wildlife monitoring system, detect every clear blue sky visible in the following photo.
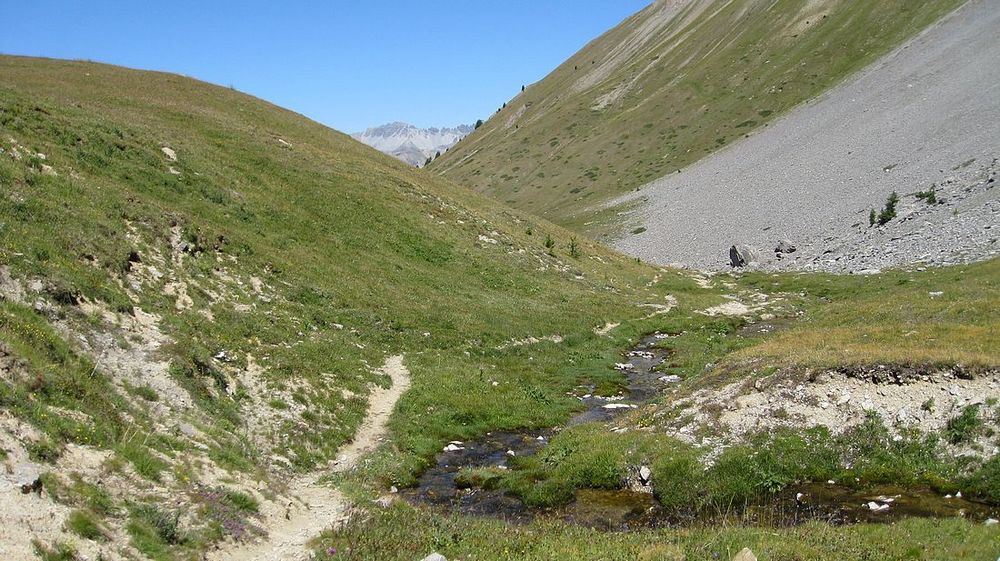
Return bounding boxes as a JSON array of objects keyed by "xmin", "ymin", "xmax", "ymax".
[{"xmin": 1, "ymin": 1, "xmax": 650, "ymax": 133}]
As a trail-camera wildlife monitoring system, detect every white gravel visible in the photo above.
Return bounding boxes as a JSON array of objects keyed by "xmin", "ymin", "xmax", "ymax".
[{"xmin": 613, "ymin": 0, "xmax": 1000, "ymax": 272}]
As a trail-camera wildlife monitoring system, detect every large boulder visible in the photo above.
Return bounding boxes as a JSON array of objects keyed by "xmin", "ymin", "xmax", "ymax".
[{"xmin": 729, "ymin": 245, "xmax": 755, "ymax": 268}]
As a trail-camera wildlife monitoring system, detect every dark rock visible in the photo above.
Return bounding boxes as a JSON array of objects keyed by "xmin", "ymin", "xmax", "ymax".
[{"xmin": 729, "ymin": 244, "xmax": 755, "ymax": 267}]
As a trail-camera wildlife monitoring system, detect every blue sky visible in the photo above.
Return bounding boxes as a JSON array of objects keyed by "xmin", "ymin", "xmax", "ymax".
[{"xmin": 1, "ymin": 1, "xmax": 649, "ymax": 133}]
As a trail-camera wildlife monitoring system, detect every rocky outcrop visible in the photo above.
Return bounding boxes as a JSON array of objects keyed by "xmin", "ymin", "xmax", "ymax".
[{"xmin": 729, "ymin": 245, "xmax": 755, "ymax": 268}]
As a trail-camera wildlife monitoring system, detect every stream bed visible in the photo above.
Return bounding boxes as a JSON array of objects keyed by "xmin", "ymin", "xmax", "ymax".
[{"xmin": 402, "ymin": 333, "xmax": 998, "ymax": 530}]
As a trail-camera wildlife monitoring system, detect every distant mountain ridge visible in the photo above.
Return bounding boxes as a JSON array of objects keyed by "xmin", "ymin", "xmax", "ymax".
[{"xmin": 352, "ymin": 121, "xmax": 472, "ymax": 167}]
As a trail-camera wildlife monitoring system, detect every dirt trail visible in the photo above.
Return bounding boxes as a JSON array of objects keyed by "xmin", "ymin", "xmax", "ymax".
[{"xmin": 209, "ymin": 355, "xmax": 410, "ymax": 561}]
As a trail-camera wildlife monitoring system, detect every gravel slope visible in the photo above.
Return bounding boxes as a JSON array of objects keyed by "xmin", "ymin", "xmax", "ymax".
[{"xmin": 614, "ymin": 0, "xmax": 1000, "ymax": 271}]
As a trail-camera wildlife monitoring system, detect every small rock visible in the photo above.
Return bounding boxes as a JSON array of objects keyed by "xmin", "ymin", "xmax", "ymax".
[
  {"xmin": 955, "ymin": 491, "xmax": 962, "ymax": 498},
  {"xmin": 732, "ymin": 548, "xmax": 757, "ymax": 561},
  {"xmin": 866, "ymin": 501, "xmax": 890, "ymax": 512},
  {"xmin": 420, "ymin": 554, "xmax": 447, "ymax": 561},
  {"xmin": 14, "ymin": 463, "xmax": 43, "ymax": 494},
  {"xmin": 639, "ymin": 466, "xmax": 652, "ymax": 484},
  {"xmin": 985, "ymin": 518, "xmax": 998, "ymax": 526},
  {"xmin": 443, "ymin": 444, "xmax": 464, "ymax": 452},
  {"xmin": 929, "ymin": 291, "xmax": 944, "ymax": 298},
  {"xmin": 659, "ymin": 375, "xmax": 681, "ymax": 384},
  {"xmin": 161, "ymin": 146, "xmax": 177, "ymax": 161},
  {"xmin": 178, "ymin": 423, "xmax": 198, "ymax": 437},
  {"xmin": 775, "ymin": 240, "xmax": 797, "ymax": 254},
  {"xmin": 506, "ymin": 450, "xmax": 516, "ymax": 457},
  {"xmin": 373, "ymin": 495, "xmax": 395, "ymax": 508}
]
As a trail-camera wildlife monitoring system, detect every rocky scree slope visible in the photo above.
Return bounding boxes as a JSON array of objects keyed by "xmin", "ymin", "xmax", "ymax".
[
  {"xmin": 0, "ymin": 56, "xmax": 676, "ymax": 560},
  {"xmin": 615, "ymin": 0, "xmax": 1000, "ymax": 271},
  {"xmin": 430, "ymin": 0, "xmax": 962, "ymax": 232}
]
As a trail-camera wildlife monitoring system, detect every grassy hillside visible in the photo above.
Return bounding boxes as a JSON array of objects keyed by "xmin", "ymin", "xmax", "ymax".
[
  {"xmin": 1, "ymin": 56, "xmax": 997, "ymax": 561},
  {"xmin": 0, "ymin": 55, "xmax": 696, "ymax": 559},
  {"xmin": 430, "ymin": 0, "xmax": 962, "ymax": 235}
]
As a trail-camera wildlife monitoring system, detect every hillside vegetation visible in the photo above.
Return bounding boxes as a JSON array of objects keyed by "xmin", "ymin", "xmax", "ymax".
[
  {"xmin": 431, "ymin": 0, "xmax": 962, "ymax": 234},
  {"xmin": 1, "ymin": 56, "xmax": 997, "ymax": 561},
  {"xmin": 0, "ymin": 55, "xmax": 690, "ymax": 560}
]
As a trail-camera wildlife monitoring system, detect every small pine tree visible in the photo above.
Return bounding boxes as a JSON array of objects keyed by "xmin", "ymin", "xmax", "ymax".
[
  {"xmin": 877, "ymin": 191, "xmax": 899, "ymax": 225},
  {"xmin": 521, "ymin": 85, "xmax": 526, "ymax": 92},
  {"xmin": 475, "ymin": 119, "xmax": 484, "ymax": 129},
  {"xmin": 869, "ymin": 208, "xmax": 877, "ymax": 227},
  {"xmin": 435, "ymin": 151, "xmax": 441, "ymax": 160},
  {"xmin": 424, "ymin": 156, "xmax": 433, "ymax": 166},
  {"xmin": 569, "ymin": 237, "xmax": 580, "ymax": 259},
  {"xmin": 544, "ymin": 234, "xmax": 555, "ymax": 255}
]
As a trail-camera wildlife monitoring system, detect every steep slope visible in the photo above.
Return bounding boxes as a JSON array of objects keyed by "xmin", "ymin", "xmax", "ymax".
[
  {"xmin": 0, "ymin": 56, "xmax": 678, "ymax": 559},
  {"xmin": 614, "ymin": 0, "xmax": 1000, "ymax": 270},
  {"xmin": 352, "ymin": 122, "xmax": 472, "ymax": 167},
  {"xmin": 431, "ymin": 0, "xmax": 962, "ymax": 232}
]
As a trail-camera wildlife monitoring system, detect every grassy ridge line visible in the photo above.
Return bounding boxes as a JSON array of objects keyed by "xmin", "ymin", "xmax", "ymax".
[{"xmin": 431, "ymin": 0, "xmax": 964, "ymax": 235}]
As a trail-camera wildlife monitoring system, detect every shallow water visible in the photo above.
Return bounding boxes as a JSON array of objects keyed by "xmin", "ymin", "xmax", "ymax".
[{"xmin": 402, "ymin": 334, "xmax": 999, "ymax": 528}]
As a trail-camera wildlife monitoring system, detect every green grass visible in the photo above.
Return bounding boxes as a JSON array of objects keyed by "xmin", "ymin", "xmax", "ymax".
[
  {"xmin": 65, "ymin": 509, "xmax": 110, "ymax": 542},
  {"xmin": 313, "ymin": 506, "xmax": 998, "ymax": 561},
  {"xmin": 432, "ymin": 0, "xmax": 963, "ymax": 235},
  {"xmin": 735, "ymin": 260, "xmax": 999, "ymax": 369}
]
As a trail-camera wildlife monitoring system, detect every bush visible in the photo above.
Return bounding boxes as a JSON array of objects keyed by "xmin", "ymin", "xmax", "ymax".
[
  {"xmin": 964, "ymin": 455, "xmax": 1000, "ymax": 502},
  {"xmin": 945, "ymin": 404, "xmax": 982, "ymax": 445},
  {"xmin": 915, "ymin": 187, "xmax": 937, "ymax": 204},
  {"xmin": 130, "ymin": 503, "xmax": 181, "ymax": 545},
  {"xmin": 27, "ymin": 438, "xmax": 63, "ymax": 463},
  {"xmin": 65, "ymin": 509, "xmax": 109, "ymax": 542},
  {"xmin": 31, "ymin": 540, "xmax": 78, "ymax": 561}
]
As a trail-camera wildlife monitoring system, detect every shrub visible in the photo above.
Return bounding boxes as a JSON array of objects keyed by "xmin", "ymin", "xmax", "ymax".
[
  {"xmin": 31, "ymin": 540, "xmax": 78, "ymax": 561},
  {"xmin": 28, "ymin": 438, "xmax": 63, "ymax": 463},
  {"xmin": 915, "ymin": 187, "xmax": 937, "ymax": 204},
  {"xmin": 964, "ymin": 455, "xmax": 1000, "ymax": 502},
  {"xmin": 193, "ymin": 486, "xmax": 264, "ymax": 543},
  {"xmin": 65, "ymin": 509, "xmax": 109, "ymax": 542},
  {"xmin": 945, "ymin": 404, "xmax": 982, "ymax": 445},
  {"xmin": 130, "ymin": 503, "xmax": 181, "ymax": 545}
]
